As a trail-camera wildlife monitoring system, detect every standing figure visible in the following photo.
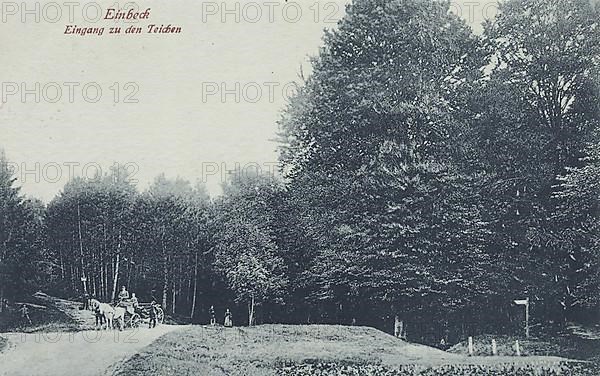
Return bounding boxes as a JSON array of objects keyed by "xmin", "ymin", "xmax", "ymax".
[
  {"xmin": 149, "ymin": 300, "xmax": 157, "ymax": 329},
  {"xmin": 82, "ymin": 292, "xmax": 90, "ymax": 310},
  {"xmin": 224, "ymin": 308, "xmax": 232, "ymax": 328},
  {"xmin": 209, "ymin": 305, "xmax": 216, "ymax": 326},
  {"xmin": 439, "ymin": 337, "xmax": 447, "ymax": 350},
  {"xmin": 20, "ymin": 304, "xmax": 32, "ymax": 325}
]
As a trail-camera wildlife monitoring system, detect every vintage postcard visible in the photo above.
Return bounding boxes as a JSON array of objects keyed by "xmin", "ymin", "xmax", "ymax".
[{"xmin": 1, "ymin": 0, "xmax": 600, "ymax": 375}]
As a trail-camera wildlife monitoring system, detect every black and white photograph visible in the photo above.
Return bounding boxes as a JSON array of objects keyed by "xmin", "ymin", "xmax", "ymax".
[{"xmin": 1, "ymin": 0, "xmax": 600, "ymax": 375}]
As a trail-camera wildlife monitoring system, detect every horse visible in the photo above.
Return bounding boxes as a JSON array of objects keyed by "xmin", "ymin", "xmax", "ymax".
[
  {"xmin": 90, "ymin": 299, "xmax": 116, "ymax": 330},
  {"xmin": 89, "ymin": 299, "xmax": 104, "ymax": 329}
]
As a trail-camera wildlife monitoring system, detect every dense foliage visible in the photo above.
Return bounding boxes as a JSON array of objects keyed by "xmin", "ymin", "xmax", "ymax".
[
  {"xmin": 0, "ymin": 151, "xmax": 46, "ymax": 309},
  {"xmin": 1, "ymin": 0, "xmax": 600, "ymax": 344}
]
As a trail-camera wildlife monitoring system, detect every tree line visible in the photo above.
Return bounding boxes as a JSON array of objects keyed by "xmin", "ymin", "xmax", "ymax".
[{"xmin": 1, "ymin": 0, "xmax": 600, "ymax": 344}]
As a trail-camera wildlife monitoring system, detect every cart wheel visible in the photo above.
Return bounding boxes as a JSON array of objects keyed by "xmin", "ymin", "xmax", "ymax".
[
  {"xmin": 156, "ymin": 307, "xmax": 164, "ymax": 324},
  {"xmin": 131, "ymin": 313, "xmax": 141, "ymax": 328}
]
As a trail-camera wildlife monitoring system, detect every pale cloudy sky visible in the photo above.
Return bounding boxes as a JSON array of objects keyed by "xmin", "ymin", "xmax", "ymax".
[{"xmin": 0, "ymin": 0, "xmax": 498, "ymax": 202}]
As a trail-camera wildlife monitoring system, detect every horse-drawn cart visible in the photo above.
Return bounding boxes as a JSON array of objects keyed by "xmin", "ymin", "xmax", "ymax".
[
  {"xmin": 91, "ymin": 298, "xmax": 165, "ymax": 330},
  {"xmin": 114, "ymin": 302, "xmax": 141, "ymax": 329},
  {"xmin": 116, "ymin": 301, "xmax": 164, "ymax": 328}
]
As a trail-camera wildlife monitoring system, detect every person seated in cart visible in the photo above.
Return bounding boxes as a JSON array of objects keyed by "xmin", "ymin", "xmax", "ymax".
[
  {"xmin": 130, "ymin": 293, "xmax": 143, "ymax": 315},
  {"xmin": 130, "ymin": 293, "xmax": 139, "ymax": 308},
  {"xmin": 118, "ymin": 286, "xmax": 130, "ymax": 304}
]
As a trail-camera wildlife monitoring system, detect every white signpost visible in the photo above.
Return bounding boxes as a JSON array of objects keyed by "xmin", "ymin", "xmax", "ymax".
[
  {"xmin": 514, "ymin": 298, "xmax": 529, "ymax": 338},
  {"xmin": 80, "ymin": 276, "xmax": 88, "ymax": 294}
]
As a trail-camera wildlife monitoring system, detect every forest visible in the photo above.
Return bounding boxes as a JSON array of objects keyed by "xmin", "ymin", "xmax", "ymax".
[{"xmin": 1, "ymin": 0, "xmax": 600, "ymax": 346}]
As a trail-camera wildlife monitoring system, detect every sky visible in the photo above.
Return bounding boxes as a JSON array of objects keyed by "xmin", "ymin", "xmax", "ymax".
[{"xmin": 0, "ymin": 0, "xmax": 498, "ymax": 202}]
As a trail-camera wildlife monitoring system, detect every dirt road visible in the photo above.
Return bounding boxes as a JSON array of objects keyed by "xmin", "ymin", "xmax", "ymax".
[{"xmin": 0, "ymin": 325, "xmax": 184, "ymax": 376}]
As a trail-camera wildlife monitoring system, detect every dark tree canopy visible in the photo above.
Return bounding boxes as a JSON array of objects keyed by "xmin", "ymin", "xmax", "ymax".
[{"xmin": 2, "ymin": 0, "xmax": 600, "ymax": 343}]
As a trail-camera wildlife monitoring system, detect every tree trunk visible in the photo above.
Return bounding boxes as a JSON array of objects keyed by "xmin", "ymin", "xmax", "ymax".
[
  {"xmin": 248, "ymin": 294, "xmax": 255, "ymax": 326},
  {"xmin": 126, "ymin": 259, "xmax": 132, "ymax": 290},
  {"xmin": 102, "ymin": 225, "xmax": 107, "ymax": 300},
  {"xmin": 59, "ymin": 249, "xmax": 65, "ymax": 280},
  {"xmin": 177, "ymin": 263, "xmax": 183, "ymax": 302},
  {"xmin": 111, "ymin": 253, "xmax": 120, "ymax": 302},
  {"xmin": 187, "ymin": 261, "xmax": 193, "ymax": 305},
  {"xmin": 190, "ymin": 251, "xmax": 199, "ymax": 319},
  {"xmin": 110, "ymin": 230, "xmax": 122, "ymax": 302},
  {"xmin": 101, "ymin": 266, "xmax": 105, "ymax": 300},
  {"xmin": 70, "ymin": 264, "xmax": 75, "ymax": 291},
  {"xmin": 171, "ymin": 268, "xmax": 176, "ymax": 315},
  {"xmin": 111, "ymin": 253, "xmax": 115, "ymax": 288},
  {"xmin": 77, "ymin": 203, "xmax": 87, "ymax": 293},
  {"xmin": 162, "ymin": 241, "xmax": 168, "ymax": 310}
]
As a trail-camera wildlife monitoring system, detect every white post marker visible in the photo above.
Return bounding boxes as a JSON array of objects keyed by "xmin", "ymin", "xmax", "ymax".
[
  {"xmin": 394, "ymin": 316, "xmax": 401, "ymax": 338},
  {"xmin": 515, "ymin": 340, "xmax": 521, "ymax": 356},
  {"xmin": 80, "ymin": 276, "xmax": 88, "ymax": 294},
  {"xmin": 514, "ymin": 298, "xmax": 530, "ymax": 338},
  {"xmin": 468, "ymin": 336, "xmax": 474, "ymax": 356},
  {"xmin": 492, "ymin": 339, "xmax": 497, "ymax": 356}
]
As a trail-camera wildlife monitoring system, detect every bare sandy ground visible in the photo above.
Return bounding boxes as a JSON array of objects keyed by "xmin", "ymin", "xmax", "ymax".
[{"xmin": 0, "ymin": 325, "xmax": 183, "ymax": 376}]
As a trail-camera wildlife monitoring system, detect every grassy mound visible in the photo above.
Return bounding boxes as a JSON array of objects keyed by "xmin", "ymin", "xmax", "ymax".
[
  {"xmin": 112, "ymin": 325, "xmax": 576, "ymax": 376},
  {"xmin": 0, "ymin": 293, "xmax": 84, "ymax": 333}
]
